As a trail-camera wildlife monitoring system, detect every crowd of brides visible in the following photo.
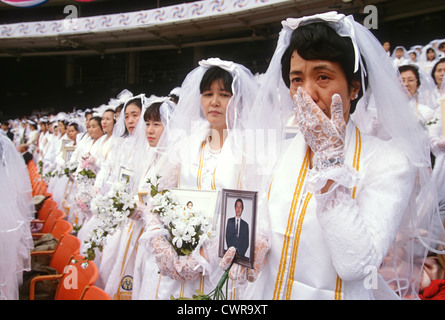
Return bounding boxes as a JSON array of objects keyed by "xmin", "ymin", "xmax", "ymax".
[{"xmin": 2, "ymin": 11, "xmax": 445, "ymax": 300}]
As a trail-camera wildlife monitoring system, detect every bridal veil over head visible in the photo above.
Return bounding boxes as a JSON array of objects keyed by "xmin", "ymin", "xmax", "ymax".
[
  {"xmin": 245, "ymin": 11, "xmax": 445, "ymax": 299},
  {"xmin": 155, "ymin": 57, "xmax": 259, "ymax": 170}
]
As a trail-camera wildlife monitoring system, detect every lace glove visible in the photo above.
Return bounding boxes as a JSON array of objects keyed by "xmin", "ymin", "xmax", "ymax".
[
  {"xmin": 293, "ymin": 87, "xmax": 346, "ymax": 171},
  {"xmin": 175, "ymin": 254, "xmax": 204, "ymax": 281},
  {"xmin": 150, "ymin": 236, "xmax": 204, "ymax": 281},
  {"xmin": 219, "ymin": 234, "xmax": 269, "ymax": 284},
  {"xmin": 129, "ymin": 202, "xmax": 150, "ymax": 221},
  {"xmin": 150, "ymin": 236, "xmax": 183, "ymax": 281}
]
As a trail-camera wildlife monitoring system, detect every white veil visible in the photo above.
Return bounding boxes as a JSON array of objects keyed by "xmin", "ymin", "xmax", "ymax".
[
  {"xmin": 155, "ymin": 58, "xmax": 259, "ymax": 171},
  {"xmin": 417, "ymin": 64, "xmax": 441, "ymax": 109},
  {"xmin": 391, "ymin": 46, "xmax": 408, "ymax": 59},
  {"xmin": 101, "ymin": 93, "xmax": 149, "ymax": 194},
  {"xmin": 0, "ymin": 135, "xmax": 34, "ymax": 299},
  {"xmin": 244, "ymin": 11, "xmax": 445, "ymax": 299}
]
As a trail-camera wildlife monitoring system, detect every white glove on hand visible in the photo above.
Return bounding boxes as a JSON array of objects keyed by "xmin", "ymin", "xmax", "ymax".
[
  {"xmin": 175, "ymin": 254, "xmax": 203, "ymax": 281},
  {"xmin": 151, "ymin": 236, "xmax": 182, "ymax": 281},
  {"xmin": 293, "ymin": 87, "xmax": 346, "ymax": 171},
  {"xmin": 129, "ymin": 202, "xmax": 149, "ymax": 221},
  {"xmin": 219, "ymin": 235, "xmax": 269, "ymax": 284},
  {"xmin": 150, "ymin": 236, "xmax": 203, "ymax": 281}
]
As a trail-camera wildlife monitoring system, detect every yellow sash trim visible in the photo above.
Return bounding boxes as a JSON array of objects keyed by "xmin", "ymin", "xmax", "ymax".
[
  {"xmin": 285, "ymin": 193, "xmax": 313, "ymax": 299},
  {"xmin": 335, "ymin": 275, "xmax": 343, "ymax": 300},
  {"xmin": 211, "ymin": 167, "xmax": 217, "ymax": 191},
  {"xmin": 351, "ymin": 127, "xmax": 361, "ymax": 199},
  {"xmin": 180, "ymin": 282, "xmax": 185, "ymax": 298},
  {"xmin": 155, "ymin": 275, "xmax": 162, "ymax": 299},
  {"xmin": 274, "ymin": 127, "xmax": 362, "ymax": 300},
  {"xmin": 272, "ymin": 148, "xmax": 310, "ymax": 300},
  {"xmin": 196, "ymin": 141, "xmax": 207, "ymax": 189},
  {"xmin": 267, "ymin": 176, "xmax": 274, "ymax": 201},
  {"xmin": 119, "ymin": 222, "xmax": 135, "ymax": 278}
]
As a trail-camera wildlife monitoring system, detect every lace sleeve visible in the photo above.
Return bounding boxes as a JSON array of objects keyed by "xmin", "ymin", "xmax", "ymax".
[{"xmin": 308, "ymin": 141, "xmax": 416, "ymax": 282}]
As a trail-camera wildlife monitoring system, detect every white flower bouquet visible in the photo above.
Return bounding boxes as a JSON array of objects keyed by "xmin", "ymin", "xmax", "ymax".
[
  {"xmin": 83, "ymin": 180, "xmax": 137, "ymax": 262},
  {"xmin": 63, "ymin": 160, "xmax": 78, "ymax": 178},
  {"xmin": 148, "ymin": 176, "xmax": 214, "ymax": 256}
]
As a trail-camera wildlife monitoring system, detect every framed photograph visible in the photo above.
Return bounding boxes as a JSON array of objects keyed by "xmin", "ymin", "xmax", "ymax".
[
  {"xmin": 170, "ymin": 188, "xmax": 220, "ymax": 225},
  {"xmin": 219, "ymin": 189, "xmax": 257, "ymax": 269},
  {"xmin": 119, "ymin": 166, "xmax": 134, "ymax": 184},
  {"xmin": 62, "ymin": 146, "xmax": 75, "ymax": 162},
  {"xmin": 138, "ymin": 190, "xmax": 149, "ymax": 204},
  {"xmin": 62, "ymin": 138, "xmax": 71, "ymax": 147}
]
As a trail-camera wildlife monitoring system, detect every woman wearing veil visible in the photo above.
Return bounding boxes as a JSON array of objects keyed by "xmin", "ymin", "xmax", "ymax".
[
  {"xmin": 419, "ymin": 45, "xmax": 439, "ymax": 75},
  {"xmin": 44, "ymin": 114, "xmax": 69, "ymax": 189},
  {"xmin": 242, "ymin": 12, "xmax": 445, "ymax": 300},
  {"xmin": 81, "ymin": 94, "xmax": 149, "ymax": 288},
  {"xmin": 51, "ymin": 119, "xmax": 82, "ymax": 209},
  {"xmin": 95, "ymin": 108, "xmax": 116, "ymax": 170},
  {"xmin": 66, "ymin": 116, "xmax": 104, "ymax": 228},
  {"xmin": 391, "ymin": 46, "xmax": 409, "ymax": 69},
  {"xmin": 428, "ymin": 58, "xmax": 445, "ymax": 225},
  {"xmin": 134, "ymin": 58, "xmax": 266, "ymax": 300},
  {"xmin": 69, "ymin": 106, "xmax": 117, "ymax": 213},
  {"xmin": 104, "ymin": 98, "xmax": 173, "ymax": 299},
  {"xmin": 398, "ymin": 64, "xmax": 438, "ymax": 122}
]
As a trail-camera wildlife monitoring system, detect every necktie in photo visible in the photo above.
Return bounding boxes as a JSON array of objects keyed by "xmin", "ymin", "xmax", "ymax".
[{"xmin": 236, "ymin": 219, "xmax": 239, "ymax": 237}]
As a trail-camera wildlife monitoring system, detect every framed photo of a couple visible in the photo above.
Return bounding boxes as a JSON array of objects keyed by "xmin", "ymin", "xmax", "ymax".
[{"xmin": 218, "ymin": 189, "xmax": 258, "ymax": 269}]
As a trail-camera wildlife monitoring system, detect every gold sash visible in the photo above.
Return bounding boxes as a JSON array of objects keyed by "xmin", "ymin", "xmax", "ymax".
[{"xmin": 273, "ymin": 127, "xmax": 362, "ymax": 300}]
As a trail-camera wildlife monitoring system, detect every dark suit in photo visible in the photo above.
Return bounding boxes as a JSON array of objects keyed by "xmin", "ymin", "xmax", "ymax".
[{"xmin": 225, "ymin": 217, "xmax": 249, "ymax": 258}]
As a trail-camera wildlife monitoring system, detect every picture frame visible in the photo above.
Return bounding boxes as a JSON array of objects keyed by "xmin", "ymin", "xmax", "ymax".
[
  {"xmin": 62, "ymin": 145, "xmax": 75, "ymax": 162},
  {"xmin": 119, "ymin": 166, "xmax": 134, "ymax": 184},
  {"xmin": 138, "ymin": 190, "xmax": 149, "ymax": 204},
  {"xmin": 169, "ymin": 188, "xmax": 220, "ymax": 226},
  {"xmin": 218, "ymin": 189, "xmax": 258, "ymax": 269},
  {"xmin": 62, "ymin": 138, "xmax": 71, "ymax": 147}
]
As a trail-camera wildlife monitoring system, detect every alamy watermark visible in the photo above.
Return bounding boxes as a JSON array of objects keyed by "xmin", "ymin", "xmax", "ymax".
[
  {"xmin": 63, "ymin": 5, "xmax": 79, "ymax": 31},
  {"xmin": 363, "ymin": 5, "xmax": 378, "ymax": 30}
]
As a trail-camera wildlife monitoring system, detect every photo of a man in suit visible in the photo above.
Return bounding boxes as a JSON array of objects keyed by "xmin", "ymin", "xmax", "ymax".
[{"xmin": 225, "ymin": 198, "xmax": 249, "ymax": 258}]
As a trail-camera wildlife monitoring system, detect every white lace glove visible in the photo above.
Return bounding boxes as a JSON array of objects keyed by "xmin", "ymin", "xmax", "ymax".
[
  {"xmin": 219, "ymin": 234, "xmax": 269, "ymax": 284},
  {"xmin": 150, "ymin": 236, "xmax": 204, "ymax": 281},
  {"xmin": 129, "ymin": 202, "xmax": 149, "ymax": 221},
  {"xmin": 151, "ymin": 236, "xmax": 183, "ymax": 281},
  {"xmin": 175, "ymin": 254, "xmax": 204, "ymax": 281},
  {"xmin": 293, "ymin": 87, "xmax": 346, "ymax": 172}
]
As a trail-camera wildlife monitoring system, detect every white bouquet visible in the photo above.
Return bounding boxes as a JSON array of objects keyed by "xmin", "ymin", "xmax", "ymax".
[
  {"xmin": 63, "ymin": 160, "xmax": 78, "ymax": 178},
  {"xmin": 83, "ymin": 180, "xmax": 137, "ymax": 262},
  {"xmin": 148, "ymin": 176, "xmax": 214, "ymax": 256}
]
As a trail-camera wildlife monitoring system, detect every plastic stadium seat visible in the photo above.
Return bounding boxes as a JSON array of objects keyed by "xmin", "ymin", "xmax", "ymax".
[
  {"xmin": 32, "ymin": 219, "xmax": 73, "ymax": 241},
  {"xmin": 32, "ymin": 209, "xmax": 65, "ymax": 236},
  {"xmin": 80, "ymin": 286, "xmax": 112, "ymax": 300},
  {"xmin": 29, "ymin": 234, "xmax": 81, "ymax": 300},
  {"xmin": 54, "ymin": 254, "xmax": 99, "ymax": 300},
  {"xmin": 35, "ymin": 199, "xmax": 58, "ymax": 221}
]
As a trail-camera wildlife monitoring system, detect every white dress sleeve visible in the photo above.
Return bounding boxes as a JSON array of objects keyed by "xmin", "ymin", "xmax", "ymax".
[{"xmin": 307, "ymin": 139, "xmax": 416, "ymax": 282}]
